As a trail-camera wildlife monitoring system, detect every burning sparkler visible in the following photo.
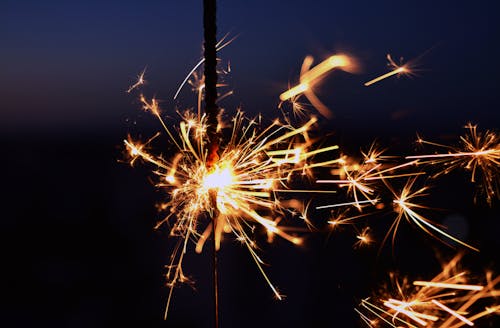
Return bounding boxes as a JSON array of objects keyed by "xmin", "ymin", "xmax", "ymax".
[
  {"xmin": 125, "ymin": 89, "xmax": 339, "ymax": 317},
  {"xmin": 407, "ymin": 123, "xmax": 500, "ymax": 205},
  {"xmin": 357, "ymin": 254, "xmax": 500, "ymax": 327}
]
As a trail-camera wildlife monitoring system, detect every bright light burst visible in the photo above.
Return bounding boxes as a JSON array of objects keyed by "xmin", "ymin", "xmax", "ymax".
[
  {"xmin": 125, "ymin": 84, "xmax": 339, "ymax": 316},
  {"xmin": 357, "ymin": 254, "xmax": 500, "ymax": 327},
  {"xmin": 407, "ymin": 123, "xmax": 500, "ymax": 205}
]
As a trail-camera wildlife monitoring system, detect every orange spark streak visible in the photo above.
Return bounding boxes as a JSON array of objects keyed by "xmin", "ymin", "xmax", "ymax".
[{"xmin": 365, "ymin": 66, "xmax": 407, "ymax": 86}]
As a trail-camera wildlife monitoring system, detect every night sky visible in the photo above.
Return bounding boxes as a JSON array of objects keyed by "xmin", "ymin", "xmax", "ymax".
[{"xmin": 2, "ymin": 1, "xmax": 500, "ymax": 327}]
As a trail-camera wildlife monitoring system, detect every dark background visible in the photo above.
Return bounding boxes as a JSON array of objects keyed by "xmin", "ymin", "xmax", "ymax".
[{"xmin": 1, "ymin": 0, "xmax": 499, "ymax": 327}]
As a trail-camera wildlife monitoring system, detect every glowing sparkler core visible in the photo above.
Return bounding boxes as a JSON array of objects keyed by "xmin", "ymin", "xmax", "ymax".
[{"xmin": 202, "ymin": 165, "xmax": 235, "ymax": 192}]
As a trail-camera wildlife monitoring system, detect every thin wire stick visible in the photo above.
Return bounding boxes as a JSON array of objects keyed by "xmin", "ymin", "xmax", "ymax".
[{"xmin": 203, "ymin": 0, "xmax": 220, "ymax": 327}]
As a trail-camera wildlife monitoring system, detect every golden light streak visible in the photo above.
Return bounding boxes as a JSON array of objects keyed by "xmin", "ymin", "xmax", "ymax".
[
  {"xmin": 364, "ymin": 54, "xmax": 412, "ymax": 86},
  {"xmin": 316, "ymin": 199, "xmax": 377, "ymax": 210},
  {"xmin": 383, "ymin": 300, "xmax": 428, "ymax": 326},
  {"xmin": 431, "ymin": 300, "xmax": 474, "ymax": 326},
  {"xmin": 413, "ymin": 281, "xmax": 484, "ymax": 291},
  {"xmin": 279, "ymin": 54, "xmax": 355, "ymax": 118},
  {"xmin": 387, "ymin": 299, "xmax": 439, "ymax": 321},
  {"xmin": 365, "ymin": 66, "xmax": 407, "ymax": 86},
  {"xmin": 280, "ymin": 83, "xmax": 310, "ymax": 101}
]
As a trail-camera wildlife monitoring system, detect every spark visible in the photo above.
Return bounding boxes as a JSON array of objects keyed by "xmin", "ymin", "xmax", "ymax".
[
  {"xmin": 407, "ymin": 123, "xmax": 500, "ymax": 205},
  {"xmin": 431, "ymin": 300, "xmax": 474, "ymax": 326},
  {"xmin": 365, "ymin": 54, "xmax": 412, "ymax": 86},
  {"xmin": 354, "ymin": 226, "xmax": 373, "ymax": 248},
  {"xmin": 279, "ymin": 54, "xmax": 355, "ymax": 117},
  {"xmin": 126, "ymin": 67, "xmax": 147, "ymax": 93},
  {"xmin": 357, "ymin": 254, "xmax": 500, "ymax": 327},
  {"xmin": 413, "ymin": 281, "xmax": 484, "ymax": 291},
  {"xmin": 278, "ymin": 87, "xmax": 310, "ymax": 120},
  {"xmin": 328, "ymin": 210, "xmax": 375, "ymax": 229},
  {"xmin": 388, "ymin": 177, "xmax": 478, "ymax": 252},
  {"xmin": 173, "ymin": 33, "xmax": 237, "ymax": 100},
  {"xmin": 364, "ymin": 67, "xmax": 407, "ymax": 86},
  {"xmin": 317, "ymin": 199, "xmax": 377, "ymax": 210}
]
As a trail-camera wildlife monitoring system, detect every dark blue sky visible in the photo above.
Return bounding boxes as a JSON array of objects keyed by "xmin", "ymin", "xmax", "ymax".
[
  {"xmin": 2, "ymin": 0, "xmax": 499, "ymax": 135},
  {"xmin": 2, "ymin": 2, "xmax": 500, "ymax": 327}
]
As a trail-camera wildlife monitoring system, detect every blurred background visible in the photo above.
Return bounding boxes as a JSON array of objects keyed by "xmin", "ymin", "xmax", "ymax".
[{"xmin": 1, "ymin": 0, "xmax": 499, "ymax": 326}]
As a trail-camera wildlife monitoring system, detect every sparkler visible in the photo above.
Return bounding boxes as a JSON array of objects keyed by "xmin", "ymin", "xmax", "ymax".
[
  {"xmin": 357, "ymin": 254, "xmax": 500, "ymax": 327},
  {"xmin": 365, "ymin": 54, "xmax": 412, "ymax": 86},
  {"xmin": 123, "ymin": 1, "xmax": 339, "ymax": 318},
  {"xmin": 407, "ymin": 123, "xmax": 500, "ymax": 205},
  {"xmin": 125, "ymin": 92, "xmax": 339, "ymax": 317}
]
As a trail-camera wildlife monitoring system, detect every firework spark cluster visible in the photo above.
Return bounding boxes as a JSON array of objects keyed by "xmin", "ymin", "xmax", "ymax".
[
  {"xmin": 357, "ymin": 255, "xmax": 500, "ymax": 327},
  {"xmin": 408, "ymin": 123, "xmax": 500, "ymax": 205},
  {"xmin": 317, "ymin": 146, "xmax": 480, "ymax": 252}
]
